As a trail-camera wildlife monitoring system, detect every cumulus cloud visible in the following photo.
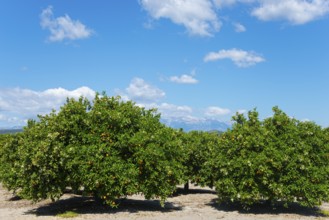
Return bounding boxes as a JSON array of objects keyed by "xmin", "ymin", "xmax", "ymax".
[
  {"xmin": 233, "ymin": 22, "xmax": 246, "ymax": 32},
  {"xmin": 214, "ymin": 0, "xmax": 329, "ymax": 24},
  {"xmin": 213, "ymin": 0, "xmax": 255, "ymax": 8},
  {"xmin": 114, "ymin": 77, "xmax": 234, "ymax": 130},
  {"xmin": 138, "ymin": 102, "xmax": 193, "ymax": 118},
  {"xmin": 251, "ymin": 0, "xmax": 329, "ymax": 24},
  {"xmin": 0, "ymin": 87, "xmax": 96, "ymax": 127},
  {"xmin": 40, "ymin": 6, "xmax": 93, "ymax": 42},
  {"xmin": 117, "ymin": 78, "xmax": 196, "ymax": 121},
  {"xmin": 205, "ymin": 106, "xmax": 231, "ymax": 116},
  {"xmin": 0, "ymin": 87, "xmax": 95, "ymax": 115},
  {"xmin": 140, "ymin": 102, "xmax": 230, "ymax": 129},
  {"xmin": 140, "ymin": 0, "xmax": 328, "ymax": 37},
  {"xmin": 204, "ymin": 48, "xmax": 265, "ymax": 67},
  {"xmin": 169, "ymin": 74, "xmax": 198, "ymax": 84},
  {"xmin": 157, "ymin": 103, "xmax": 193, "ymax": 117},
  {"xmin": 139, "ymin": 0, "xmax": 221, "ymax": 36},
  {"xmin": 125, "ymin": 78, "xmax": 165, "ymax": 102}
]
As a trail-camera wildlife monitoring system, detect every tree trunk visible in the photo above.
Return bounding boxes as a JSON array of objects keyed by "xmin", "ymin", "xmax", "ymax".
[{"xmin": 184, "ymin": 182, "xmax": 189, "ymax": 193}]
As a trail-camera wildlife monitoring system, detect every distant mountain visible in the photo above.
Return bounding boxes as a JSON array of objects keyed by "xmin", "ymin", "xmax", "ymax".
[
  {"xmin": 0, "ymin": 119, "xmax": 231, "ymax": 134},
  {"xmin": 0, "ymin": 129, "xmax": 23, "ymax": 134},
  {"xmin": 162, "ymin": 118, "xmax": 231, "ymax": 132},
  {"xmin": 0, "ymin": 127, "xmax": 23, "ymax": 134}
]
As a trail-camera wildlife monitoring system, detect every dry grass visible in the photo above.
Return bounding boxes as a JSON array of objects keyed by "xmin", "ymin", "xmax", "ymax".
[{"xmin": 56, "ymin": 211, "xmax": 79, "ymax": 218}]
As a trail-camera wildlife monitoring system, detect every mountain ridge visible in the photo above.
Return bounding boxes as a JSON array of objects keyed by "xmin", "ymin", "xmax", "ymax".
[
  {"xmin": 1, "ymin": 119, "xmax": 231, "ymax": 134},
  {"xmin": 162, "ymin": 118, "xmax": 231, "ymax": 132}
]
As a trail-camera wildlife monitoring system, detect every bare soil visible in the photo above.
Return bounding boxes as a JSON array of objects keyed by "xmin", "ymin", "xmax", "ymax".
[{"xmin": 1, "ymin": 184, "xmax": 328, "ymax": 220}]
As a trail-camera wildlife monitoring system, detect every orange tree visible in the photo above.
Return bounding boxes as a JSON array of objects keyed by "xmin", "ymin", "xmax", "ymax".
[
  {"xmin": 181, "ymin": 130, "xmax": 221, "ymax": 190},
  {"xmin": 76, "ymin": 95, "xmax": 184, "ymax": 206},
  {"xmin": 0, "ymin": 94, "xmax": 185, "ymax": 206},
  {"xmin": 213, "ymin": 107, "xmax": 329, "ymax": 208},
  {"xmin": 0, "ymin": 133, "xmax": 23, "ymax": 190},
  {"xmin": 0, "ymin": 97, "xmax": 96, "ymax": 200}
]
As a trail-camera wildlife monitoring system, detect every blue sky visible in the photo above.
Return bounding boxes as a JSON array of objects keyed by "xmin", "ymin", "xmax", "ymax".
[{"xmin": 1, "ymin": 0, "xmax": 329, "ymax": 128}]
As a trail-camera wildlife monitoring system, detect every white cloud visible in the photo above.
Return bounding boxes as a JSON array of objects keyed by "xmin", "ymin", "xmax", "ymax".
[
  {"xmin": 214, "ymin": 0, "xmax": 329, "ymax": 24},
  {"xmin": 213, "ymin": 0, "xmax": 255, "ymax": 8},
  {"xmin": 114, "ymin": 77, "xmax": 234, "ymax": 130},
  {"xmin": 139, "ymin": 0, "xmax": 221, "ymax": 36},
  {"xmin": 0, "ymin": 87, "xmax": 95, "ymax": 115},
  {"xmin": 139, "ymin": 102, "xmax": 229, "ymax": 129},
  {"xmin": 169, "ymin": 74, "xmax": 198, "ymax": 84},
  {"xmin": 204, "ymin": 48, "xmax": 265, "ymax": 67},
  {"xmin": 125, "ymin": 78, "xmax": 165, "ymax": 102},
  {"xmin": 139, "ymin": 102, "xmax": 193, "ymax": 118},
  {"xmin": 252, "ymin": 0, "xmax": 329, "ymax": 24},
  {"xmin": 117, "ymin": 78, "xmax": 195, "ymax": 120},
  {"xmin": 205, "ymin": 106, "xmax": 231, "ymax": 116},
  {"xmin": 233, "ymin": 22, "xmax": 246, "ymax": 32},
  {"xmin": 0, "ymin": 87, "xmax": 95, "ymax": 127},
  {"xmin": 158, "ymin": 103, "xmax": 193, "ymax": 117},
  {"xmin": 40, "ymin": 6, "xmax": 94, "ymax": 42}
]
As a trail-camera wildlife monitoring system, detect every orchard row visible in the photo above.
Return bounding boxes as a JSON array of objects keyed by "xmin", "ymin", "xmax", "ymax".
[{"xmin": 0, "ymin": 94, "xmax": 328, "ymax": 209}]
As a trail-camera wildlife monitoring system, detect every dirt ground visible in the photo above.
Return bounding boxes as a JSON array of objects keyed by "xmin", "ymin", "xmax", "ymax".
[{"xmin": 1, "ymin": 184, "xmax": 328, "ymax": 220}]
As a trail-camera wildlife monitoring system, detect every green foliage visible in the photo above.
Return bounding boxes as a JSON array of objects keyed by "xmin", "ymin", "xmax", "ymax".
[
  {"xmin": 0, "ymin": 94, "xmax": 184, "ymax": 206},
  {"xmin": 0, "ymin": 129, "xmax": 23, "ymax": 134},
  {"xmin": 318, "ymin": 209, "xmax": 329, "ymax": 217},
  {"xmin": 76, "ymin": 95, "xmax": 184, "ymax": 206},
  {"xmin": 182, "ymin": 131, "xmax": 220, "ymax": 188},
  {"xmin": 56, "ymin": 211, "xmax": 79, "ymax": 218},
  {"xmin": 1, "ymin": 100, "xmax": 328, "ymax": 210},
  {"xmin": 213, "ymin": 107, "xmax": 329, "ymax": 208},
  {"xmin": 0, "ymin": 97, "xmax": 92, "ymax": 201},
  {"xmin": 0, "ymin": 133, "xmax": 23, "ymax": 191}
]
